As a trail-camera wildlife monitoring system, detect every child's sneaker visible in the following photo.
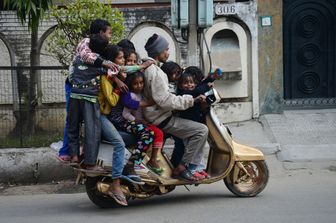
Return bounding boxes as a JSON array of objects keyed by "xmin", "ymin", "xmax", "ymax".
[
  {"xmin": 198, "ymin": 170, "xmax": 210, "ymax": 178},
  {"xmin": 192, "ymin": 171, "xmax": 205, "ymax": 180},
  {"xmin": 134, "ymin": 163, "xmax": 148, "ymax": 174}
]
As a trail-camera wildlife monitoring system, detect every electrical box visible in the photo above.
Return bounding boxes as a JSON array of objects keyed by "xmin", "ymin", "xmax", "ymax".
[
  {"xmin": 171, "ymin": 0, "xmax": 179, "ymax": 28},
  {"xmin": 198, "ymin": 0, "xmax": 213, "ymax": 28},
  {"xmin": 171, "ymin": 0, "xmax": 189, "ymax": 28}
]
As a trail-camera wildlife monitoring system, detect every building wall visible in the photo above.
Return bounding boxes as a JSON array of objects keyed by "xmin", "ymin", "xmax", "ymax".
[
  {"xmin": 121, "ymin": 6, "xmax": 188, "ymax": 66},
  {"xmin": 0, "ymin": 6, "xmax": 188, "ymax": 66},
  {"xmin": 257, "ymin": 0, "xmax": 283, "ymax": 114},
  {"xmin": 0, "ymin": 4, "xmax": 188, "ymax": 137},
  {"xmin": 0, "ymin": 6, "xmax": 184, "ymax": 103},
  {"xmin": 207, "ymin": 1, "xmax": 259, "ymax": 123},
  {"xmin": 0, "ymin": 1, "xmax": 284, "ymax": 121},
  {"xmin": 0, "ymin": 11, "xmax": 58, "ymax": 66}
]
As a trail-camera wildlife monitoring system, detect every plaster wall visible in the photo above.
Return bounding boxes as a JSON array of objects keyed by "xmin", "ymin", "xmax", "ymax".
[
  {"xmin": 0, "ymin": 6, "xmax": 186, "ymax": 137},
  {"xmin": 257, "ymin": 0, "xmax": 283, "ymax": 114},
  {"xmin": 0, "ymin": 38, "xmax": 11, "ymax": 66},
  {"xmin": 207, "ymin": 1, "xmax": 259, "ymax": 123},
  {"xmin": 0, "ymin": 1, "xmax": 284, "ymax": 135}
]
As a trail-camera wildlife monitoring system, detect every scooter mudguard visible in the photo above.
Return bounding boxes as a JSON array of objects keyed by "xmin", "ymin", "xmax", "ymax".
[{"xmin": 232, "ymin": 141, "xmax": 265, "ymax": 161}]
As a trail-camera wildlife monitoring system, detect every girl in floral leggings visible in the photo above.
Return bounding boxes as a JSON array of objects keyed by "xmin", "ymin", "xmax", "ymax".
[
  {"xmin": 122, "ymin": 72, "xmax": 164, "ymax": 174},
  {"xmin": 104, "ymin": 45, "xmax": 161, "ymax": 174}
]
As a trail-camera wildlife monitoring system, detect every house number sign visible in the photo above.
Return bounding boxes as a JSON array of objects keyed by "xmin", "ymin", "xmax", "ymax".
[{"xmin": 215, "ymin": 3, "xmax": 238, "ymax": 15}]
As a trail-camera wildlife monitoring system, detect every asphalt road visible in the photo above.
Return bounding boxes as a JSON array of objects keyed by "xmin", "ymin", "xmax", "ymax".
[{"xmin": 0, "ymin": 167, "xmax": 335, "ymax": 223}]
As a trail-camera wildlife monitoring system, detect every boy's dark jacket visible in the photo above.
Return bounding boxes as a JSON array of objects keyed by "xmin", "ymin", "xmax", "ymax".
[
  {"xmin": 176, "ymin": 81, "xmax": 212, "ymax": 122},
  {"xmin": 70, "ymin": 56, "xmax": 106, "ymax": 96}
]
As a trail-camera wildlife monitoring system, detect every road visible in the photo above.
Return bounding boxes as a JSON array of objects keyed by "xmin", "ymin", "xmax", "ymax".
[{"xmin": 0, "ymin": 166, "xmax": 335, "ymax": 223}]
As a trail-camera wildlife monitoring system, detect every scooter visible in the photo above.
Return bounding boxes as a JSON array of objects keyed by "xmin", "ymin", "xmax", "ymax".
[{"xmin": 75, "ymin": 89, "xmax": 269, "ymax": 208}]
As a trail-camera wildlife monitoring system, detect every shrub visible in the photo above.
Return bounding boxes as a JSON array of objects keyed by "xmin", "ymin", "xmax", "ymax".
[{"xmin": 47, "ymin": 0, "xmax": 124, "ymax": 65}]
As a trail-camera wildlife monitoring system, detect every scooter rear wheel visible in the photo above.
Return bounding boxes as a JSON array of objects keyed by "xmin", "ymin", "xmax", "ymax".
[
  {"xmin": 224, "ymin": 161, "xmax": 269, "ymax": 197},
  {"xmin": 86, "ymin": 176, "xmax": 128, "ymax": 208}
]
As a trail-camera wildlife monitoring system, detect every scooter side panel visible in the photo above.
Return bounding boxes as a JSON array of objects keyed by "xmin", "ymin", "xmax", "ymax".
[{"xmin": 97, "ymin": 143, "xmax": 131, "ymax": 168}]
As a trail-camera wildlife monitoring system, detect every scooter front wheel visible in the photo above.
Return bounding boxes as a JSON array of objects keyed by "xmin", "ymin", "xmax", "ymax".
[{"xmin": 224, "ymin": 161, "xmax": 269, "ymax": 197}]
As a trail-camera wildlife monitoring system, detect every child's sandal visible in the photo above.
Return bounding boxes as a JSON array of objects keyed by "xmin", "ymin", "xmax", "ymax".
[{"xmin": 147, "ymin": 164, "xmax": 164, "ymax": 175}]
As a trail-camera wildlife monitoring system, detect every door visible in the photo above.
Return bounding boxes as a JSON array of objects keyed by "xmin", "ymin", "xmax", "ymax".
[{"xmin": 284, "ymin": 0, "xmax": 336, "ymax": 99}]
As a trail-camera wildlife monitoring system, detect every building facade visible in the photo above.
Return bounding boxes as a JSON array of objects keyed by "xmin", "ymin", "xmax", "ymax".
[{"xmin": 0, "ymin": 0, "xmax": 335, "ymax": 139}]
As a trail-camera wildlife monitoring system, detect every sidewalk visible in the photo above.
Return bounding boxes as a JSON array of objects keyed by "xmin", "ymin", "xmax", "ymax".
[
  {"xmin": 227, "ymin": 108, "xmax": 336, "ymax": 170},
  {"xmin": 1, "ymin": 109, "xmax": 336, "ymax": 184}
]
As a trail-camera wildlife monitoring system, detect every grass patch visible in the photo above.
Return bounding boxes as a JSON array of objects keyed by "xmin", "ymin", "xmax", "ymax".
[{"xmin": 0, "ymin": 131, "xmax": 63, "ymax": 148}]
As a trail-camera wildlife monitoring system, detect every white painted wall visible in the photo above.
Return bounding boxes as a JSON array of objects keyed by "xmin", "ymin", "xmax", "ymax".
[
  {"xmin": 0, "ymin": 39, "xmax": 10, "ymax": 66},
  {"xmin": 203, "ymin": 19, "xmax": 249, "ymax": 99},
  {"xmin": 129, "ymin": 25, "xmax": 180, "ymax": 63},
  {"xmin": 0, "ymin": 39, "xmax": 13, "ymax": 105}
]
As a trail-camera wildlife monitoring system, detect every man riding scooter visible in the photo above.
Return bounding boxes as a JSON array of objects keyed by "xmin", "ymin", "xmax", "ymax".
[{"xmin": 142, "ymin": 34, "xmax": 208, "ymax": 182}]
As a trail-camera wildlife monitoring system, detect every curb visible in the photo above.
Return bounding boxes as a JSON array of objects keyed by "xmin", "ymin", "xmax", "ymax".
[{"xmin": 0, "ymin": 147, "xmax": 74, "ymax": 184}]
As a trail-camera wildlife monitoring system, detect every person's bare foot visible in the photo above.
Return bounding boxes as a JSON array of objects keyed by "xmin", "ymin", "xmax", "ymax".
[
  {"xmin": 147, "ymin": 160, "xmax": 163, "ymax": 175},
  {"xmin": 70, "ymin": 155, "xmax": 79, "ymax": 166},
  {"xmin": 107, "ymin": 189, "xmax": 127, "ymax": 206},
  {"xmin": 70, "ymin": 155, "xmax": 78, "ymax": 162},
  {"xmin": 147, "ymin": 160, "xmax": 160, "ymax": 168},
  {"xmin": 107, "ymin": 179, "xmax": 127, "ymax": 206},
  {"xmin": 172, "ymin": 164, "xmax": 196, "ymax": 181},
  {"xmin": 110, "ymin": 180, "xmax": 123, "ymax": 195},
  {"xmin": 172, "ymin": 164, "xmax": 186, "ymax": 176}
]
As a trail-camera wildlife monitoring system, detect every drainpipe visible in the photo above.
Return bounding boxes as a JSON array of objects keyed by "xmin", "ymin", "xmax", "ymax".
[{"xmin": 188, "ymin": 0, "xmax": 199, "ymax": 66}]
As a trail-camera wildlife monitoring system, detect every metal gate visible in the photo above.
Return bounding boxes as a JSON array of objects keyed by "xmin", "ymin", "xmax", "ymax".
[{"xmin": 283, "ymin": 0, "xmax": 336, "ymax": 100}]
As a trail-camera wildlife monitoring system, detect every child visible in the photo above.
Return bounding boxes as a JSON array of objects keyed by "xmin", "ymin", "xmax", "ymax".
[
  {"xmin": 103, "ymin": 45, "xmax": 151, "ymax": 79},
  {"xmin": 57, "ymin": 77, "xmax": 71, "ymax": 162},
  {"xmin": 117, "ymin": 38, "xmax": 136, "ymax": 52},
  {"xmin": 117, "ymin": 39, "xmax": 138, "ymax": 65},
  {"xmin": 183, "ymin": 66, "xmax": 215, "ymax": 94},
  {"xmin": 67, "ymin": 34, "xmax": 109, "ymax": 172},
  {"xmin": 161, "ymin": 61, "xmax": 182, "ymax": 94},
  {"xmin": 122, "ymin": 72, "xmax": 164, "ymax": 175},
  {"xmin": 124, "ymin": 50, "xmax": 138, "ymax": 66},
  {"xmin": 177, "ymin": 72, "xmax": 208, "ymax": 122},
  {"xmin": 58, "ymin": 19, "xmax": 124, "ymax": 162},
  {"xmin": 100, "ymin": 45, "xmax": 156, "ymax": 178},
  {"xmin": 173, "ymin": 71, "xmax": 212, "ymax": 179}
]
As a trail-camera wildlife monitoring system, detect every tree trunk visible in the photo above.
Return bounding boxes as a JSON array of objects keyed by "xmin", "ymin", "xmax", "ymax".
[{"xmin": 27, "ymin": 27, "xmax": 39, "ymax": 135}]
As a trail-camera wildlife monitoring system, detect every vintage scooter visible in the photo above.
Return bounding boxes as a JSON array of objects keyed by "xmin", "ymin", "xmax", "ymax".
[{"xmin": 75, "ymin": 89, "xmax": 269, "ymax": 208}]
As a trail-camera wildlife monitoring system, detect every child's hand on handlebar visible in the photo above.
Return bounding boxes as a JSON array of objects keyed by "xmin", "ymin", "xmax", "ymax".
[
  {"xmin": 208, "ymin": 82, "xmax": 214, "ymax": 88},
  {"xmin": 194, "ymin": 95, "xmax": 206, "ymax": 103}
]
